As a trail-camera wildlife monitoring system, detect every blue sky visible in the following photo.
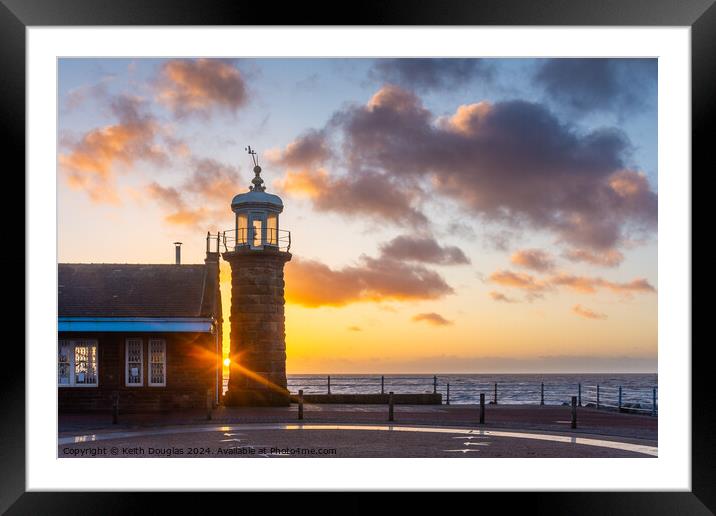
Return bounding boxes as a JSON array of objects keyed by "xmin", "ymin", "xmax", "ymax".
[{"xmin": 57, "ymin": 58, "xmax": 658, "ymax": 373}]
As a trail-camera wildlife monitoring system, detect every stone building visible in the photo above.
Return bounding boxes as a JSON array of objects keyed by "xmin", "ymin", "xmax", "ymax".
[
  {"xmin": 57, "ymin": 148, "xmax": 291, "ymax": 411},
  {"xmin": 57, "ymin": 244, "xmax": 222, "ymax": 412}
]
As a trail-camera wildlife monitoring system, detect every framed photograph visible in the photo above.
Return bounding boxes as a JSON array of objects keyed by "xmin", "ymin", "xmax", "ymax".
[{"xmin": 6, "ymin": 0, "xmax": 708, "ymax": 512}]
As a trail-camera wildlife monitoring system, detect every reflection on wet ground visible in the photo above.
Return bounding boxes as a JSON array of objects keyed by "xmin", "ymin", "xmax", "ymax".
[{"xmin": 58, "ymin": 422, "xmax": 657, "ymax": 458}]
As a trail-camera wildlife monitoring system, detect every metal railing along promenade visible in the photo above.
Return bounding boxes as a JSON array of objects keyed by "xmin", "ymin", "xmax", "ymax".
[
  {"xmin": 285, "ymin": 375, "xmax": 658, "ymax": 416},
  {"xmin": 287, "ymin": 375, "xmax": 439, "ymax": 396}
]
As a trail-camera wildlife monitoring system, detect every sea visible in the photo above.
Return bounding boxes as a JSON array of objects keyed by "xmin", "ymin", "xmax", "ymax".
[{"xmin": 224, "ymin": 373, "xmax": 658, "ymax": 409}]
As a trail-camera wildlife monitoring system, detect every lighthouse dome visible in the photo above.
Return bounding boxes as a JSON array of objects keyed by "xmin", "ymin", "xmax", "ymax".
[
  {"xmin": 231, "ymin": 189, "xmax": 283, "ymax": 212},
  {"xmin": 230, "ymin": 164, "xmax": 283, "ymax": 213}
]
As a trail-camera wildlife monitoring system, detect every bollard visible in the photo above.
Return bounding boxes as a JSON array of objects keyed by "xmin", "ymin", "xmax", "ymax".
[
  {"xmin": 618, "ymin": 386, "xmax": 623, "ymax": 412},
  {"xmin": 479, "ymin": 393, "xmax": 485, "ymax": 424},
  {"xmin": 112, "ymin": 391, "xmax": 119, "ymax": 425},
  {"xmin": 578, "ymin": 383, "xmax": 582, "ymax": 407},
  {"xmin": 433, "ymin": 375, "xmax": 438, "ymax": 394},
  {"xmin": 571, "ymin": 396, "xmax": 577, "ymax": 429},
  {"xmin": 298, "ymin": 389, "xmax": 304, "ymax": 420},
  {"xmin": 327, "ymin": 375, "xmax": 331, "ymax": 395},
  {"xmin": 540, "ymin": 382, "xmax": 544, "ymax": 406},
  {"xmin": 206, "ymin": 388, "xmax": 213, "ymax": 420},
  {"xmin": 494, "ymin": 383, "xmax": 498, "ymax": 405},
  {"xmin": 652, "ymin": 387, "xmax": 657, "ymax": 416},
  {"xmin": 388, "ymin": 391, "xmax": 394, "ymax": 422},
  {"xmin": 446, "ymin": 383, "xmax": 450, "ymax": 405},
  {"xmin": 596, "ymin": 384, "xmax": 600, "ymax": 409},
  {"xmin": 381, "ymin": 375, "xmax": 385, "ymax": 395}
]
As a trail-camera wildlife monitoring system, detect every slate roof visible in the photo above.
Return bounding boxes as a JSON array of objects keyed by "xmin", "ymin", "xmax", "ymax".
[{"xmin": 58, "ymin": 264, "xmax": 220, "ymax": 318}]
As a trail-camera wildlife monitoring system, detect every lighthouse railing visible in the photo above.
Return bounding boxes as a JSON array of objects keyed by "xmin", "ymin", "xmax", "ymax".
[{"xmin": 221, "ymin": 227, "xmax": 291, "ymax": 253}]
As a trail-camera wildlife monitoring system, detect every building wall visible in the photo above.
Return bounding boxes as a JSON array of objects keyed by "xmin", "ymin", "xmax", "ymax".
[{"xmin": 58, "ymin": 331, "xmax": 219, "ymax": 412}]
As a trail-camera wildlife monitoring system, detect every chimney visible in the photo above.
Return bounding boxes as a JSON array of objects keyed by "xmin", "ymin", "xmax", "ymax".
[
  {"xmin": 205, "ymin": 232, "xmax": 220, "ymax": 264},
  {"xmin": 174, "ymin": 242, "xmax": 182, "ymax": 265}
]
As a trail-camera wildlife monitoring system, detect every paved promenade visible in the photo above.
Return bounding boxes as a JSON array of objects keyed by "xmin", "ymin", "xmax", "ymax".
[
  {"xmin": 58, "ymin": 404, "xmax": 657, "ymax": 458},
  {"xmin": 60, "ymin": 403, "xmax": 657, "ymax": 439}
]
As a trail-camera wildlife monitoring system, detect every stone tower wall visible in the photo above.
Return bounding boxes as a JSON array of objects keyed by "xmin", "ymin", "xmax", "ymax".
[{"xmin": 223, "ymin": 248, "xmax": 291, "ymax": 406}]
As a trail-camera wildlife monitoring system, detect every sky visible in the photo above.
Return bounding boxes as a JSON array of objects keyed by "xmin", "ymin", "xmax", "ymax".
[{"xmin": 57, "ymin": 58, "xmax": 658, "ymax": 374}]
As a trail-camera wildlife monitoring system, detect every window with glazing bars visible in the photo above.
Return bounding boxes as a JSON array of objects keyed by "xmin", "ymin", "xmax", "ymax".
[
  {"xmin": 125, "ymin": 339, "xmax": 143, "ymax": 386},
  {"xmin": 148, "ymin": 339, "xmax": 166, "ymax": 386},
  {"xmin": 58, "ymin": 339, "xmax": 98, "ymax": 386},
  {"xmin": 58, "ymin": 341, "xmax": 71, "ymax": 385}
]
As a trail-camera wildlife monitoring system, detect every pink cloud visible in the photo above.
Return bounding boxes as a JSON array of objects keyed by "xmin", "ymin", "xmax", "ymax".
[
  {"xmin": 379, "ymin": 235, "xmax": 470, "ymax": 265},
  {"xmin": 156, "ymin": 59, "xmax": 248, "ymax": 118},
  {"xmin": 290, "ymin": 85, "xmax": 657, "ymax": 251},
  {"xmin": 563, "ymin": 248, "xmax": 625, "ymax": 268},
  {"xmin": 510, "ymin": 249, "xmax": 555, "ymax": 272}
]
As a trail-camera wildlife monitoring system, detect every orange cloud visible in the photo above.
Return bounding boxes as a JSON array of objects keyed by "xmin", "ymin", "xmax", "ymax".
[
  {"xmin": 490, "ymin": 269, "xmax": 655, "ymax": 300},
  {"xmin": 510, "ymin": 249, "xmax": 555, "ymax": 272},
  {"xmin": 489, "ymin": 291, "xmax": 519, "ymax": 303},
  {"xmin": 163, "ymin": 209, "xmax": 210, "ymax": 227},
  {"xmin": 411, "ymin": 312, "xmax": 453, "ymax": 326},
  {"xmin": 275, "ymin": 168, "xmax": 330, "ymax": 198},
  {"xmin": 285, "ymin": 256, "xmax": 453, "ymax": 307},
  {"xmin": 144, "ymin": 157, "xmax": 241, "ymax": 228},
  {"xmin": 550, "ymin": 273, "xmax": 656, "ymax": 295},
  {"xmin": 563, "ymin": 248, "xmax": 624, "ymax": 268},
  {"xmin": 146, "ymin": 182, "xmax": 210, "ymax": 228},
  {"xmin": 59, "ymin": 95, "xmax": 167, "ymax": 204},
  {"xmin": 573, "ymin": 304, "xmax": 608, "ymax": 320},
  {"xmin": 366, "ymin": 84, "xmax": 423, "ymax": 113},
  {"xmin": 185, "ymin": 158, "xmax": 241, "ymax": 201},
  {"xmin": 489, "ymin": 270, "xmax": 551, "ymax": 297},
  {"xmin": 156, "ymin": 59, "xmax": 248, "ymax": 118},
  {"xmin": 609, "ymin": 170, "xmax": 651, "ymax": 198},
  {"xmin": 266, "ymin": 131, "xmax": 332, "ymax": 169},
  {"xmin": 548, "ymin": 273, "xmax": 602, "ymax": 294},
  {"xmin": 445, "ymin": 101, "xmax": 492, "ymax": 135}
]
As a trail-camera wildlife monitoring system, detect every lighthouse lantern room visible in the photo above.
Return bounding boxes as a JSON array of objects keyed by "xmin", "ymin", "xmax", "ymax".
[{"xmin": 229, "ymin": 146, "xmax": 287, "ymax": 251}]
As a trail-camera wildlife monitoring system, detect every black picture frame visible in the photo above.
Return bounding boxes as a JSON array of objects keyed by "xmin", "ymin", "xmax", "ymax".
[{"xmin": 3, "ymin": 0, "xmax": 707, "ymax": 513}]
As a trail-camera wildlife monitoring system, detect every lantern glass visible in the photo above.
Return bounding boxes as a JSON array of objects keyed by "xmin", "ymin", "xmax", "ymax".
[
  {"xmin": 237, "ymin": 213, "xmax": 248, "ymax": 244},
  {"xmin": 251, "ymin": 218, "xmax": 263, "ymax": 247},
  {"xmin": 267, "ymin": 213, "xmax": 278, "ymax": 245}
]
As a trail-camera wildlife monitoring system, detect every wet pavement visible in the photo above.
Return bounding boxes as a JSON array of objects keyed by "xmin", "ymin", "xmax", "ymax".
[
  {"xmin": 58, "ymin": 423, "xmax": 656, "ymax": 458},
  {"xmin": 58, "ymin": 403, "xmax": 657, "ymax": 458}
]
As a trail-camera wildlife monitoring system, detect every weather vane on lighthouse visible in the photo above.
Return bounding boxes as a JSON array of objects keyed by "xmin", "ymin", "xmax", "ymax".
[{"xmin": 245, "ymin": 145, "xmax": 265, "ymax": 192}]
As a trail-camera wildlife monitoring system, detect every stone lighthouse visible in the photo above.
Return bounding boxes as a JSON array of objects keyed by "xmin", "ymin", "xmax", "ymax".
[{"xmin": 223, "ymin": 147, "xmax": 292, "ymax": 406}]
